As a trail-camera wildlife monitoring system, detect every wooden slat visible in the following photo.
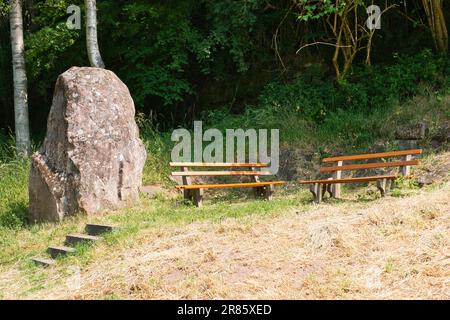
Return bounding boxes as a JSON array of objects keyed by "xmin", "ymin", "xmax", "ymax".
[
  {"xmin": 299, "ymin": 175, "xmax": 398, "ymax": 184},
  {"xmin": 176, "ymin": 181, "xmax": 286, "ymax": 190},
  {"xmin": 319, "ymin": 160, "xmax": 419, "ymax": 173},
  {"xmin": 170, "ymin": 162, "xmax": 269, "ymax": 167},
  {"xmin": 172, "ymin": 171, "xmax": 272, "ymax": 176},
  {"xmin": 322, "ymin": 149, "xmax": 422, "ymax": 163}
]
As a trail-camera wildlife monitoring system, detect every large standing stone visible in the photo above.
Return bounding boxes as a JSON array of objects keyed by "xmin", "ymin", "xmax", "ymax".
[{"xmin": 29, "ymin": 67, "xmax": 147, "ymax": 223}]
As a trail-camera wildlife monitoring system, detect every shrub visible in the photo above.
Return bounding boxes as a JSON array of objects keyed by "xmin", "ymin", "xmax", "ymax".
[{"xmin": 203, "ymin": 50, "xmax": 449, "ymax": 151}]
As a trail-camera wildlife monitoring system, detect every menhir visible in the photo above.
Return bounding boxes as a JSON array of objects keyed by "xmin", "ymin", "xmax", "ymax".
[{"xmin": 29, "ymin": 67, "xmax": 147, "ymax": 223}]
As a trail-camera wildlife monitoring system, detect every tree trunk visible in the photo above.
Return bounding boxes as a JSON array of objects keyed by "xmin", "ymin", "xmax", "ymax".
[
  {"xmin": 422, "ymin": 0, "xmax": 448, "ymax": 53},
  {"xmin": 10, "ymin": 0, "xmax": 30, "ymax": 155},
  {"xmin": 85, "ymin": 0, "xmax": 105, "ymax": 68}
]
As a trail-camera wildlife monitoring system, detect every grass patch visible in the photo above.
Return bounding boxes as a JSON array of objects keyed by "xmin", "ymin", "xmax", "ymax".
[
  {"xmin": 0, "ymin": 157, "xmax": 30, "ymax": 229},
  {"xmin": 0, "ymin": 186, "xmax": 311, "ymax": 270},
  {"xmin": 0, "ymin": 187, "xmax": 313, "ymax": 297},
  {"xmin": 137, "ymin": 114, "xmax": 173, "ymax": 186}
]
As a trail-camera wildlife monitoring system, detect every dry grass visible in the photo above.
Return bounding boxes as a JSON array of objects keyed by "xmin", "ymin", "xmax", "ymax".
[{"xmin": 1, "ymin": 179, "xmax": 448, "ymax": 300}]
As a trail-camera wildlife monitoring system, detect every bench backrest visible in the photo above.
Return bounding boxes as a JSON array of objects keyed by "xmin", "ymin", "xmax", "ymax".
[
  {"xmin": 320, "ymin": 149, "xmax": 422, "ymax": 177},
  {"xmin": 170, "ymin": 162, "xmax": 271, "ymax": 186},
  {"xmin": 170, "ymin": 162, "xmax": 271, "ymax": 176}
]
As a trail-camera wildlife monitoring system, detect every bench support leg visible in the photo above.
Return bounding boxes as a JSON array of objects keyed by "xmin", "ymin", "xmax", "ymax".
[
  {"xmin": 183, "ymin": 189, "xmax": 192, "ymax": 201},
  {"xmin": 377, "ymin": 179, "xmax": 387, "ymax": 197},
  {"xmin": 253, "ymin": 187, "xmax": 265, "ymax": 198},
  {"xmin": 325, "ymin": 183, "xmax": 333, "ymax": 198},
  {"xmin": 400, "ymin": 155, "xmax": 412, "ymax": 176},
  {"xmin": 182, "ymin": 166, "xmax": 195, "ymax": 203},
  {"xmin": 386, "ymin": 179, "xmax": 392, "ymax": 191},
  {"xmin": 264, "ymin": 184, "xmax": 274, "ymax": 201},
  {"xmin": 331, "ymin": 161, "xmax": 343, "ymax": 198},
  {"xmin": 310, "ymin": 183, "xmax": 323, "ymax": 204},
  {"xmin": 193, "ymin": 189, "xmax": 203, "ymax": 208}
]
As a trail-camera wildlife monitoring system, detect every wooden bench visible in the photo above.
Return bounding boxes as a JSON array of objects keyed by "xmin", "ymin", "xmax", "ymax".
[
  {"xmin": 170, "ymin": 162, "xmax": 286, "ymax": 207},
  {"xmin": 299, "ymin": 149, "xmax": 422, "ymax": 203}
]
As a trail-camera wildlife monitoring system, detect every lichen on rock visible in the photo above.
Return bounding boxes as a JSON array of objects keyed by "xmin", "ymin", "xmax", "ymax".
[{"xmin": 29, "ymin": 67, "xmax": 147, "ymax": 223}]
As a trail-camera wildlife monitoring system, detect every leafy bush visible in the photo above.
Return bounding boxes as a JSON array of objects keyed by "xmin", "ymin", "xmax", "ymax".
[{"xmin": 203, "ymin": 50, "xmax": 450, "ymax": 151}]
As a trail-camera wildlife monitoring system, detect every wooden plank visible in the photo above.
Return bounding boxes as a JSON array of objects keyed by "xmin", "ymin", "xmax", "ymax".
[
  {"xmin": 172, "ymin": 171, "xmax": 272, "ymax": 176},
  {"xmin": 319, "ymin": 160, "xmax": 419, "ymax": 173},
  {"xmin": 299, "ymin": 175, "xmax": 398, "ymax": 184},
  {"xmin": 322, "ymin": 149, "xmax": 422, "ymax": 163},
  {"xmin": 31, "ymin": 257, "xmax": 55, "ymax": 267},
  {"xmin": 176, "ymin": 181, "xmax": 286, "ymax": 190},
  {"xmin": 170, "ymin": 162, "xmax": 269, "ymax": 167}
]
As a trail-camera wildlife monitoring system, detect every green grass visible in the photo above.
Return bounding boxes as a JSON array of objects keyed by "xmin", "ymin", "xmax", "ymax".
[
  {"xmin": 0, "ymin": 157, "xmax": 30, "ymax": 229},
  {"xmin": 0, "ymin": 187, "xmax": 315, "ymax": 297},
  {"xmin": 5, "ymin": 175, "xmax": 431, "ymax": 278},
  {"xmin": 0, "ymin": 183, "xmax": 311, "ymax": 265},
  {"xmin": 137, "ymin": 114, "xmax": 173, "ymax": 185},
  {"xmin": 0, "ymin": 154, "xmax": 446, "ymax": 297}
]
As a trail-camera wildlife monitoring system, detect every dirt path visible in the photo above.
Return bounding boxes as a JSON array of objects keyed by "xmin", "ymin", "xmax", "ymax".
[{"xmin": 8, "ymin": 182, "xmax": 446, "ymax": 300}]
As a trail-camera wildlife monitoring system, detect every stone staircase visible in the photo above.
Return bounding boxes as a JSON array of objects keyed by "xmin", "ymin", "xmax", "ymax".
[{"xmin": 31, "ymin": 224, "xmax": 117, "ymax": 267}]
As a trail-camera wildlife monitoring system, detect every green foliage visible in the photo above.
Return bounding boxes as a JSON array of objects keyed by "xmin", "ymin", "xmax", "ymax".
[
  {"xmin": 1, "ymin": 0, "xmax": 447, "ymax": 132},
  {"xmin": 18, "ymin": 0, "xmax": 84, "ymax": 108},
  {"xmin": 394, "ymin": 176, "xmax": 419, "ymax": 190},
  {"xmin": 296, "ymin": 0, "xmax": 346, "ymax": 21},
  {"xmin": 99, "ymin": 0, "xmax": 265, "ymax": 108},
  {"xmin": 203, "ymin": 0, "xmax": 262, "ymax": 73},
  {"xmin": 391, "ymin": 176, "xmax": 420, "ymax": 198},
  {"xmin": 0, "ymin": 132, "xmax": 17, "ymax": 162},
  {"xmin": 26, "ymin": 23, "xmax": 79, "ymax": 79},
  {"xmin": 351, "ymin": 50, "xmax": 450, "ymax": 104},
  {"xmin": 136, "ymin": 114, "xmax": 172, "ymax": 185},
  {"xmin": 112, "ymin": 0, "xmax": 199, "ymax": 106},
  {"xmin": 204, "ymin": 50, "xmax": 450, "ymax": 151},
  {"xmin": 258, "ymin": 78, "xmax": 335, "ymax": 122},
  {"xmin": 0, "ymin": 134, "xmax": 33, "ymax": 229},
  {"xmin": 0, "ymin": 0, "xmax": 8, "ymax": 16}
]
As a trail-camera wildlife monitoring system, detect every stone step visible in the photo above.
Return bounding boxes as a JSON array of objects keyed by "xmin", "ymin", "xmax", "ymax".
[
  {"xmin": 65, "ymin": 233, "xmax": 100, "ymax": 246},
  {"xmin": 31, "ymin": 257, "xmax": 56, "ymax": 267},
  {"xmin": 47, "ymin": 246, "xmax": 76, "ymax": 259},
  {"xmin": 85, "ymin": 223, "xmax": 117, "ymax": 236}
]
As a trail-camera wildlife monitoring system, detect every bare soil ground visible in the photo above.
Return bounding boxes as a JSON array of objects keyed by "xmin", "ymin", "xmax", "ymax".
[{"xmin": 2, "ymin": 181, "xmax": 448, "ymax": 300}]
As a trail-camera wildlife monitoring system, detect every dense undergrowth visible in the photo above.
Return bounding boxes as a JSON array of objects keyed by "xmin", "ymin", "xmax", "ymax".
[
  {"xmin": 0, "ymin": 51, "xmax": 449, "ymax": 229},
  {"xmin": 203, "ymin": 50, "xmax": 450, "ymax": 150}
]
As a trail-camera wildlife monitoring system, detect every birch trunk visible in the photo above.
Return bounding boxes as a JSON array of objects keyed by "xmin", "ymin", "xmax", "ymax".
[
  {"xmin": 9, "ymin": 0, "xmax": 30, "ymax": 155},
  {"xmin": 85, "ymin": 0, "xmax": 105, "ymax": 68},
  {"xmin": 422, "ymin": 0, "xmax": 448, "ymax": 53}
]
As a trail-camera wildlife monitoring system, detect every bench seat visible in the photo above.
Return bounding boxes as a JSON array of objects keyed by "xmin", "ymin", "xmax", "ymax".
[
  {"xmin": 299, "ymin": 175, "xmax": 397, "ymax": 185},
  {"xmin": 176, "ymin": 181, "xmax": 286, "ymax": 190}
]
